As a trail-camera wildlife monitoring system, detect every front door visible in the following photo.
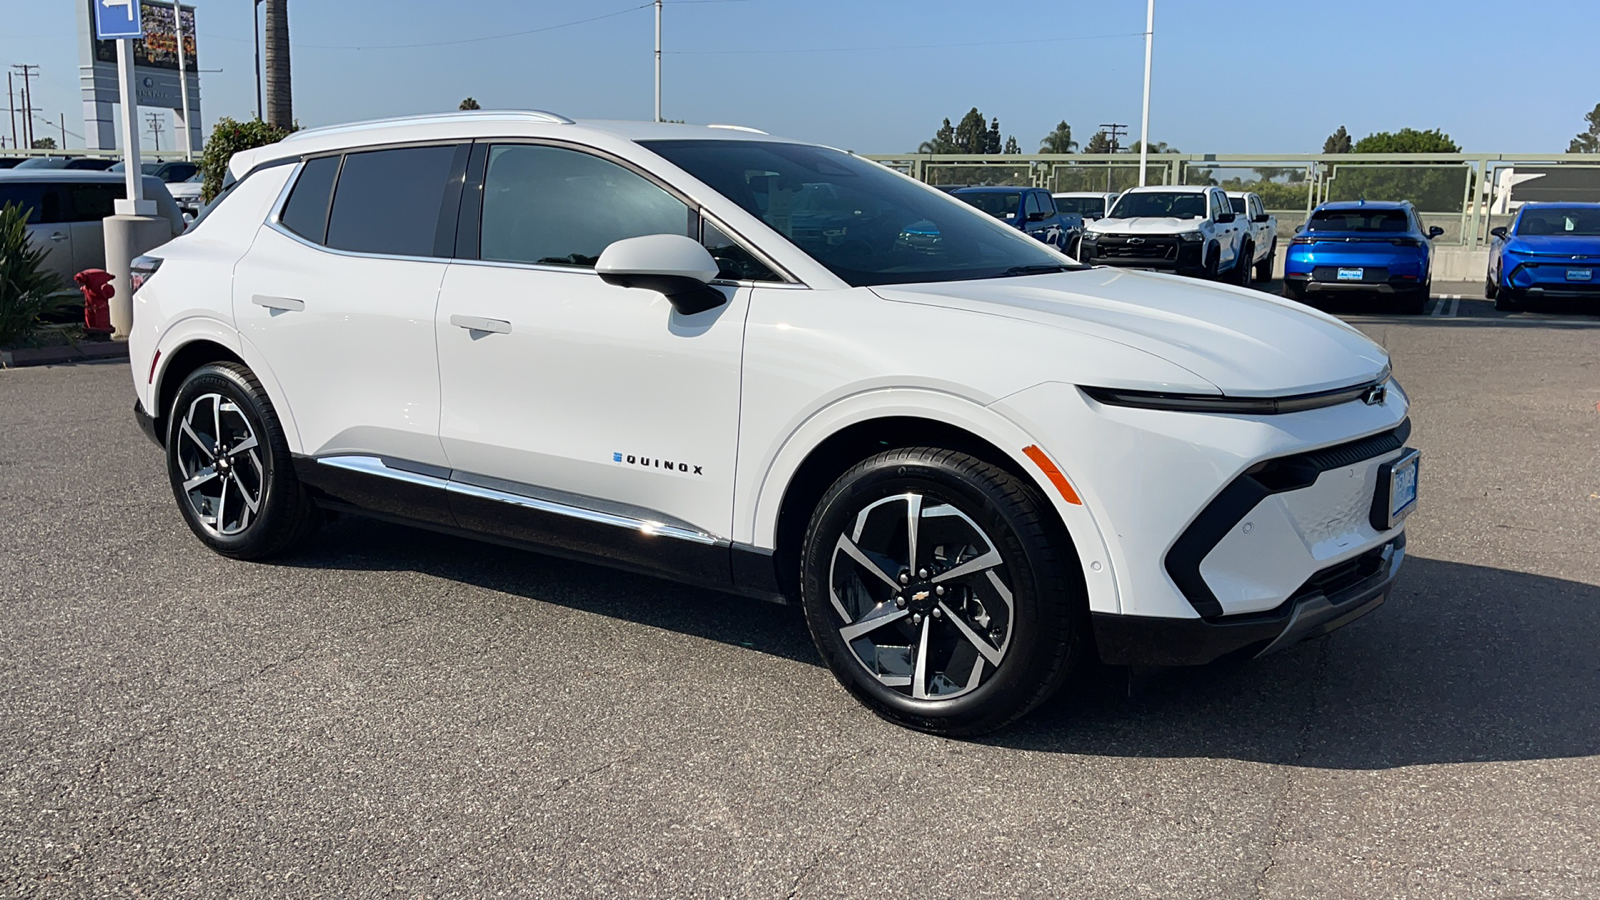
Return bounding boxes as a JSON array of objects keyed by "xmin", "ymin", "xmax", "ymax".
[
  {"xmin": 435, "ymin": 142, "xmax": 747, "ymax": 573},
  {"xmin": 0, "ymin": 181, "xmax": 75, "ymax": 284}
]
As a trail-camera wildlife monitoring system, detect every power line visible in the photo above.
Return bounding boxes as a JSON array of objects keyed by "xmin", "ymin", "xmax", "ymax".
[
  {"xmin": 666, "ymin": 30, "xmax": 1144, "ymax": 55},
  {"xmin": 299, "ymin": 3, "xmax": 651, "ymax": 51}
]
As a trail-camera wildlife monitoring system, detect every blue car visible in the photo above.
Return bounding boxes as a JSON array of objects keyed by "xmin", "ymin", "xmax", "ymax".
[
  {"xmin": 1486, "ymin": 202, "xmax": 1600, "ymax": 311},
  {"xmin": 1282, "ymin": 200, "xmax": 1443, "ymax": 314},
  {"xmin": 952, "ymin": 186, "xmax": 1083, "ymax": 254}
]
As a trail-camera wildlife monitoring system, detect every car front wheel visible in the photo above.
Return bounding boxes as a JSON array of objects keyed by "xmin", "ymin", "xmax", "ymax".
[
  {"xmin": 799, "ymin": 447, "xmax": 1085, "ymax": 736},
  {"xmin": 1254, "ymin": 239, "xmax": 1276, "ymax": 283},
  {"xmin": 166, "ymin": 362, "xmax": 321, "ymax": 559}
]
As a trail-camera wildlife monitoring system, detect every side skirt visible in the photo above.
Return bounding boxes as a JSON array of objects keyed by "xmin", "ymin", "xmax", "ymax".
[{"xmin": 293, "ymin": 454, "xmax": 786, "ymax": 603}]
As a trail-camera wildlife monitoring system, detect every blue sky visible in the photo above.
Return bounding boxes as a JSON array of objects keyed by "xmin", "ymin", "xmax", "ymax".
[{"xmin": 3, "ymin": 0, "xmax": 1597, "ymax": 154}]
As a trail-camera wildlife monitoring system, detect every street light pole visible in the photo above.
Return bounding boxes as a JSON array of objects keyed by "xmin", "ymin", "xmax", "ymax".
[
  {"xmin": 173, "ymin": 0, "xmax": 193, "ymax": 160},
  {"xmin": 654, "ymin": 0, "xmax": 662, "ymax": 123},
  {"xmin": 253, "ymin": 0, "xmax": 264, "ymax": 120},
  {"xmin": 1138, "ymin": 0, "xmax": 1154, "ymax": 187}
]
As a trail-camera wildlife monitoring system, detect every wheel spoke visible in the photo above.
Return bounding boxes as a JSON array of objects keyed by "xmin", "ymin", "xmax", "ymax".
[
  {"xmin": 182, "ymin": 468, "xmax": 218, "ymax": 492},
  {"xmin": 211, "ymin": 395, "xmax": 222, "ymax": 451},
  {"xmin": 840, "ymin": 605, "xmax": 909, "ymax": 642},
  {"xmin": 179, "ymin": 418, "xmax": 214, "ymax": 461},
  {"xmin": 215, "ymin": 472, "xmax": 230, "ymax": 533},
  {"xmin": 938, "ymin": 601, "xmax": 1003, "ymax": 667},
  {"xmin": 904, "ymin": 492, "xmax": 923, "ymax": 575},
  {"xmin": 911, "ymin": 615, "xmax": 932, "ymax": 700},
  {"xmin": 227, "ymin": 434, "xmax": 258, "ymax": 457},
  {"xmin": 233, "ymin": 475, "xmax": 257, "ymax": 529},
  {"xmin": 931, "ymin": 548, "xmax": 1003, "ymax": 584},
  {"xmin": 835, "ymin": 533, "xmax": 900, "ymax": 592}
]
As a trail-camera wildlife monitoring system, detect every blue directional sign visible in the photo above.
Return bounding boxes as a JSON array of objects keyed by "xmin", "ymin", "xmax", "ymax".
[{"xmin": 93, "ymin": 0, "xmax": 143, "ymax": 41}]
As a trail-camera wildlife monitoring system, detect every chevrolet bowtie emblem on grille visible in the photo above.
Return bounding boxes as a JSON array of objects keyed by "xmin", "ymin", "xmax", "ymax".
[
  {"xmin": 1362, "ymin": 384, "xmax": 1388, "ymax": 406},
  {"xmin": 1128, "ymin": 237, "xmax": 1145, "ymax": 244}
]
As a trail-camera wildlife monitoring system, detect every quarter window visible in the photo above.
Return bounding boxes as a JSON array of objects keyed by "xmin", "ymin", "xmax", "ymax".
[
  {"xmin": 325, "ymin": 145, "xmax": 460, "ymax": 257},
  {"xmin": 701, "ymin": 218, "xmax": 780, "ymax": 282},
  {"xmin": 480, "ymin": 144, "xmax": 690, "ymax": 268},
  {"xmin": 280, "ymin": 155, "xmax": 340, "ymax": 244}
]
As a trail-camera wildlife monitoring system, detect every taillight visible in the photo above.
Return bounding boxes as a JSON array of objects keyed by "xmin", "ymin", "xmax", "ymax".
[
  {"xmin": 130, "ymin": 255, "xmax": 163, "ymax": 294},
  {"xmin": 1389, "ymin": 238, "xmax": 1422, "ymax": 248},
  {"xmin": 1290, "ymin": 236, "xmax": 1315, "ymax": 245}
]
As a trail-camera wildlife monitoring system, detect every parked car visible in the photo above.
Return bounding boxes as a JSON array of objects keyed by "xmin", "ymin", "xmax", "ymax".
[
  {"xmin": 1486, "ymin": 202, "xmax": 1600, "ymax": 311},
  {"xmin": 1225, "ymin": 190, "xmax": 1278, "ymax": 281},
  {"xmin": 1080, "ymin": 185, "xmax": 1253, "ymax": 284},
  {"xmin": 952, "ymin": 186, "xmax": 1083, "ymax": 253},
  {"xmin": 1051, "ymin": 191, "xmax": 1118, "ymax": 222},
  {"xmin": 0, "ymin": 157, "xmax": 26, "ymax": 169},
  {"xmin": 128, "ymin": 112, "xmax": 1414, "ymax": 736},
  {"xmin": 111, "ymin": 160, "xmax": 201, "ymax": 183},
  {"xmin": 0, "ymin": 170, "xmax": 185, "ymax": 285},
  {"xmin": 168, "ymin": 172, "xmax": 204, "ymax": 219},
  {"xmin": 14, "ymin": 156, "xmax": 118, "ymax": 171},
  {"xmin": 1282, "ymin": 200, "xmax": 1441, "ymax": 314}
]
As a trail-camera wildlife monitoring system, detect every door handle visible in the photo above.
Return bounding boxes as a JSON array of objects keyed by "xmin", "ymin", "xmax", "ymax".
[
  {"xmin": 251, "ymin": 294, "xmax": 305, "ymax": 312},
  {"xmin": 450, "ymin": 314, "xmax": 512, "ymax": 335},
  {"xmin": 49, "ymin": 232, "xmax": 68, "ymax": 242}
]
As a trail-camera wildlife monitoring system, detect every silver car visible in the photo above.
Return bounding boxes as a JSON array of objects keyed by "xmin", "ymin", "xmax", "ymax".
[{"xmin": 0, "ymin": 171, "xmax": 184, "ymax": 285}]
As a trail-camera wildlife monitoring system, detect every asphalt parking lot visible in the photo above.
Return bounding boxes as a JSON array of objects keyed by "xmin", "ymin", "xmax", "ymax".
[{"xmin": 3, "ymin": 282, "xmax": 1598, "ymax": 898}]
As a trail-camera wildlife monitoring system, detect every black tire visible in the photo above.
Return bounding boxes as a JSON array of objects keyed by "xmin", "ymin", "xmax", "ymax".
[
  {"xmin": 1484, "ymin": 273, "xmax": 1498, "ymax": 300},
  {"xmin": 1283, "ymin": 279, "xmax": 1311, "ymax": 306},
  {"xmin": 1235, "ymin": 242, "xmax": 1254, "ymax": 287},
  {"xmin": 1494, "ymin": 287, "xmax": 1522, "ymax": 312},
  {"xmin": 166, "ymin": 362, "xmax": 321, "ymax": 560},
  {"xmin": 1203, "ymin": 243, "xmax": 1221, "ymax": 281},
  {"xmin": 798, "ymin": 447, "xmax": 1085, "ymax": 736},
  {"xmin": 1396, "ymin": 287, "xmax": 1429, "ymax": 315},
  {"xmin": 1255, "ymin": 240, "xmax": 1276, "ymax": 283}
]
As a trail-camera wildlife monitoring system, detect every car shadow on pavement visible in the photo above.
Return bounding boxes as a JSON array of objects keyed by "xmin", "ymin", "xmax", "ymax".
[{"xmin": 287, "ymin": 519, "xmax": 1600, "ymax": 768}]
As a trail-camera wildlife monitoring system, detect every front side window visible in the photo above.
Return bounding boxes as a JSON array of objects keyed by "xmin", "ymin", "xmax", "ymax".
[
  {"xmin": 957, "ymin": 191, "xmax": 1021, "ymax": 220},
  {"xmin": 1228, "ymin": 196, "xmax": 1247, "ymax": 215},
  {"xmin": 645, "ymin": 140, "xmax": 1075, "ymax": 287},
  {"xmin": 325, "ymin": 145, "xmax": 460, "ymax": 257},
  {"xmin": 0, "ymin": 184, "xmax": 63, "ymax": 223},
  {"xmin": 480, "ymin": 144, "xmax": 690, "ymax": 268},
  {"xmin": 1107, "ymin": 191, "xmax": 1208, "ymax": 219}
]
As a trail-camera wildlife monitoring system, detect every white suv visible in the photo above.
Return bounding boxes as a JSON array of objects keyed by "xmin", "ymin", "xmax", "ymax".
[{"xmin": 128, "ymin": 112, "xmax": 1418, "ymax": 735}]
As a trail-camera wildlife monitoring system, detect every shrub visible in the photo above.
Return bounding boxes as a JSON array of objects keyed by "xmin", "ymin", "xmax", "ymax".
[
  {"xmin": 0, "ymin": 202, "xmax": 67, "ymax": 348},
  {"xmin": 200, "ymin": 117, "xmax": 298, "ymax": 204}
]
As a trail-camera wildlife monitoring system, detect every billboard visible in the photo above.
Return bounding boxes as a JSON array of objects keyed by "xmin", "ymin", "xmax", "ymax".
[{"xmin": 92, "ymin": 2, "xmax": 198, "ymax": 71}]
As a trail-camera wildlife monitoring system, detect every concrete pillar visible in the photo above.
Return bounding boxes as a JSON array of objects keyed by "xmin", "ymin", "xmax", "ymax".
[{"xmin": 104, "ymin": 216, "xmax": 173, "ymax": 340}]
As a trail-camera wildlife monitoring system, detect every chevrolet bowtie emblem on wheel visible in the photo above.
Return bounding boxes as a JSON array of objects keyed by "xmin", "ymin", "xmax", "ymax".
[
  {"xmin": 1362, "ymin": 384, "xmax": 1388, "ymax": 406},
  {"xmin": 912, "ymin": 590, "xmax": 930, "ymax": 602}
]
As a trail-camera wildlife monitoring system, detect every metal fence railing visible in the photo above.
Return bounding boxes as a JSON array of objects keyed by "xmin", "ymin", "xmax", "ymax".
[{"xmin": 864, "ymin": 152, "xmax": 1600, "ymax": 248}]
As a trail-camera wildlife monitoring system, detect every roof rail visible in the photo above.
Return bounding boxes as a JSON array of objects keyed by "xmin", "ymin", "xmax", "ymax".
[
  {"xmin": 283, "ymin": 109, "xmax": 574, "ymax": 142},
  {"xmin": 707, "ymin": 124, "xmax": 768, "ymax": 135}
]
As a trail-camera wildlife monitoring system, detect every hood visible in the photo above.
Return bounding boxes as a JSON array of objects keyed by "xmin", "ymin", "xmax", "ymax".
[
  {"xmin": 1505, "ymin": 234, "xmax": 1600, "ymax": 257},
  {"xmin": 1089, "ymin": 216, "xmax": 1204, "ymax": 235},
  {"xmin": 167, "ymin": 183, "xmax": 203, "ymax": 199},
  {"xmin": 871, "ymin": 268, "xmax": 1388, "ymax": 397}
]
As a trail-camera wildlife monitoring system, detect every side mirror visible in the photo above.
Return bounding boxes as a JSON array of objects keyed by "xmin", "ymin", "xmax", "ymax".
[
  {"xmin": 596, "ymin": 234, "xmax": 727, "ymax": 316},
  {"xmin": 1026, "ymin": 210, "xmax": 1049, "ymax": 222},
  {"xmin": 1216, "ymin": 211, "xmax": 1237, "ymax": 223},
  {"xmin": 1427, "ymin": 226, "xmax": 1445, "ymax": 239},
  {"xmin": 1294, "ymin": 223, "xmax": 1305, "ymax": 234},
  {"xmin": 1251, "ymin": 213, "xmax": 1270, "ymax": 223}
]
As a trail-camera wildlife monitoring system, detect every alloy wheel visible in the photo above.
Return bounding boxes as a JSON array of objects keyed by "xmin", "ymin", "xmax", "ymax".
[
  {"xmin": 174, "ymin": 392, "xmax": 266, "ymax": 536},
  {"xmin": 827, "ymin": 492, "xmax": 1015, "ymax": 701}
]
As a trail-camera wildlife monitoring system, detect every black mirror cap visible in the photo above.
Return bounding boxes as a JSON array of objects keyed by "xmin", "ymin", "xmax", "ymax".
[
  {"xmin": 1294, "ymin": 223, "xmax": 1306, "ymax": 234},
  {"xmin": 1251, "ymin": 213, "xmax": 1270, "ymax": 223},
  {"xmin": 1427, "ymin": 226, "xmax": 1445, "ymax": 239},
  {"xmin": 1490, "ymin": 226, "xmax": 1508, "ymax": 239},
  {"xmin": 598, "ymin": 271, "xmax": 728, "ymax": 316},
  {"xmin": 1216, "ymin": 211, "xmax": 1237, "ymax": 223}
]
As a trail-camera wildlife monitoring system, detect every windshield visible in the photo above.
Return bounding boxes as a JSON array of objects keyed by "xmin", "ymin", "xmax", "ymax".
[
  {"xmin": 1053, "ymin": 196, "xmax": 1104, "ymax": 217},
  {"xmin": 1514, "ymin": 207, "xmax": 1600, "ymax": 237},
  {"xmin": 1228, "ymin": 196, "xmax": 1247, "ymax": 214},
  {"xmin": 1307, "ymin": 209, "xmax": 1410, "ymax": 232},
  {"xmin": 1107, "ymin": 191, "xmax": 1207, "ymax": 219},
  {"xmin": 642, "ymin": 140, "xmax": 1077, "ymax": 286},
  {"xmin": 955, "ymin": 191, "xmax": 1021, "ymax": 219}
]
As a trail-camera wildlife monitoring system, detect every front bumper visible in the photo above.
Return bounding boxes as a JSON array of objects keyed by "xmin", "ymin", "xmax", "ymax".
[
  {"xmin": 1503, "ymin": 258, "xmax": 1600, "ymax": 297},
  {"xmin": 1092, "ymin": 533, "xmax": 1404, "ymax": 665},
  {"xmin": 1084, "ymin": 236, "xmax": 1206, "ymax": 275}
]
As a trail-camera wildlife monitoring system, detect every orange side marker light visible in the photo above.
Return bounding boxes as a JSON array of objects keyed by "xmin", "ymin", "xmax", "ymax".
[{"xmin": 1022, "ymin": 445, "xmax": 1082, "ymax": 506}]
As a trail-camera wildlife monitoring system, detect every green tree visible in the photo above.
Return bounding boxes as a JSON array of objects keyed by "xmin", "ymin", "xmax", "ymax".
[
  {"xmin": 986, "ymin": 118, "xmax": 1002, "ymax": 154},
  {"xmin": 1039, "ymin": 121, "xmax": 1076, "ymax": 154},
  {"xmin": 1125, "ymin": 140, "xmax": 1175, "ymax": 155},
  {"xmin": 1569, "ymin": 103, "xmax": 1599, "ymax": 153},
  {"xmin": 200, "ymin": 116, "xmax": 297, "ymax": 203},
  {"xmin": 458, "ymin": 97, "xmax": 481, "ymax": 111},
  {"xmin": 952, "ymin": 108, "xmax": 988, "ymax": 154},
  {"xmin": 1352, "ymin": 127, "xmax": 1460, "ymax": 154},
  {"xmin": 1082, "ymin": 130, "xmax": 1115, "ymax": 154},
  {"xmin": 31, "ymin": 137, "xmax": 56, "ymax": 150},
  {"xmin": 917, "ymin": 118, "xmax": 956, "ymax": 154},
  {"xmin": 1003, "ymin": 134, "xmax": 1020, "ymax": 155},
  {"xmin": 1323, "ymin": 126, "xmax": 1352, "ymax": 154},
  {"xmin": 0, "ymin": 203, "xmax": 67, "ymax": 348}
]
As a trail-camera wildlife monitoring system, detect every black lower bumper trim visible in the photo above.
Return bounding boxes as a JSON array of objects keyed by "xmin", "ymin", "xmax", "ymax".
[
  {"xmin": 1095, "ymin": 535, "xmax": 1404, "ymax": 666},
  {"xmin": 133, "ymin": 400, "xmax": 162, "ymax": 449}
]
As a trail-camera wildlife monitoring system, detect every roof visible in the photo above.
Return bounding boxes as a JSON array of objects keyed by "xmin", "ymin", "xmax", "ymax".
[
  {"xmin": 1315, "ymin": 200, "xmax": 1412, "ymax": 210},
  {"xmin": 951, "ymin": 186, "xmax": 1032, "ymax": 193},
  {"xmin": 1052, "ymin": 191, "xmax": 1115, "ymax": 197},
  {"xmin": 0, "ymin": 170, "xmax": 167, "ymax": 185},
  {"xmin": 1121, "ymin": 184, "xmax": 1212, "ymax": 194},
  {"xmin": 1516, "ymin": 201, "xmax": 1600, "ymax": 209}
]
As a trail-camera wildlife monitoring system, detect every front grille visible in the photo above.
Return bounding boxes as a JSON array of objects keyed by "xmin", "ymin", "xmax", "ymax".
[
  {"xmin": 1312, "ymin": 265, "xmax": 1391, "ymax": 283},
  {"xmin": 1289, "ymin": 543, "xmax": 1391, "ymax": 604},
  {"xmin": 1096, "ymin": 236, "xmax": 1178, "ymax": 260}
]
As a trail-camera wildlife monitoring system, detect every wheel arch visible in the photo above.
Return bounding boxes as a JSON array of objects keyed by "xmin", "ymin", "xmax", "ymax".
[{"xmin": 150, "ymin": 324, "xmax": 301, "ymax": 452}]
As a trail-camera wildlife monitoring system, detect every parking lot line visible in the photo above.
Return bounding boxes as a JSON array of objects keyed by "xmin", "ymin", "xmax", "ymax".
[{"xmin": 1429, "ymin": 294, "xmax": 1461, "ymax": 317}]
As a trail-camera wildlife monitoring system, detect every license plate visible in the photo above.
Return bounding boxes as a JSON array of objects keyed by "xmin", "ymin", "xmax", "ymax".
[
  {"xmin": 1380, "ymin": 450, "xmax": 1420, "ymax": 529},
  {"xmin": 1337, "ymin": 267, "xmax": 1364, "ymax": 281},
  {"xmin": 1567, "ymin": 268, "xmax": 1593, "ymax": 282}
]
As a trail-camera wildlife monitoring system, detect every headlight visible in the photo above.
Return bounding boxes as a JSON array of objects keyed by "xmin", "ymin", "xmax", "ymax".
[
  {"xmin": 1177, "ymin": 231, "xmax": 1203, "ymax": 242},
  {"xmin": 1082, "ymin": 232, "xmax": 1100, "ymax": 242}
]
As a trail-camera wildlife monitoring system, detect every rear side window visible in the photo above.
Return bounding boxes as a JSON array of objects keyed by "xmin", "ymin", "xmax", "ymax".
[
  {"xmin": 478, "ymin": 144, "xmax": 691, "ymax": 268},
  {"xmin": 65, "ymin": 183, "xmax": 121, "ymax": 222},
  {"xmin": 280, "ymin": 156, "xmax": 340, "ymax": 243},
  {"xmin": 0, "ymin": 184, "xmax": 64, "ymax": 223},
  {"xmin": 326, "ymin": 145, "xmax": 459, "ymax": 256}
]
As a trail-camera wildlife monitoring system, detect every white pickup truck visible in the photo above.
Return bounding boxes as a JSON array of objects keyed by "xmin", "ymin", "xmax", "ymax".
[
  {"xmin": 1226, "ymin": 190, "xmax": 1278, "ymax": 282},
  {"xmin": 1080, "ymin": 185, "xmax": 1255, "ymax": 284}
]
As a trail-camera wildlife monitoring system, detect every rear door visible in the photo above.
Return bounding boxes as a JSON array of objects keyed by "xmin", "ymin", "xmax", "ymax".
[
  {"xmin": 64, "ymin": 181, "xmax": 122, "ymax": 274},
  {"xmin": 0, "ymin": 181, "xmax": 74, "ymax": 283}
]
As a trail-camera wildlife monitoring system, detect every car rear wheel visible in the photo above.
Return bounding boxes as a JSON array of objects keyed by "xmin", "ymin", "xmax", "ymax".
[
  {"xmin": 1204, "ymin": 243, "xmax": 1221, "ymax": 281},
  {"xmin": 1235, "ymin": 242, "xmax": 1254, "ymax": 287},
  {"xmin": 798, "ymin": 447, "xmax": 1084, "ymax": 736},
  {"xmin": 1254, "ymin": 239, "xmax": 1276, "ymax": 283},
  {"xmin": 166, "ymin": 362, "xmax": 321, "ymax": 560},
  {"xmin": 1484, "ymin": 274, "xmax": 1498, "ymax": 300},
  {"xmin": 1282, "ymin": 279, "xmax": 1308, "ymax": 304},
  {"xmin": 1396, "ymin": 284, "xmax": 1429, "ymax": 315}
]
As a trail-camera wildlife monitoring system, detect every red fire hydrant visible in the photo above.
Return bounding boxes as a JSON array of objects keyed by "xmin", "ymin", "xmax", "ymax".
[{"xmin": 75, "ymin": 269, "xmax": 115, "ymax": 335}]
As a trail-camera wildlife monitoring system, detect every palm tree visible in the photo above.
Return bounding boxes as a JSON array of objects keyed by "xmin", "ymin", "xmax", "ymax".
[
  {"xmin": 263, "ymin": 0, "xmax": 292, "ymax": 128},
  {"xmin": 459, "ymin": 97, "xmax": 481, "ymax": 111}
]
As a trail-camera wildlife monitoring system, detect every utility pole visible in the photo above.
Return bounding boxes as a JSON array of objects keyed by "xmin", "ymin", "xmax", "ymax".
[
  {"xmin": 14, "ymin": 65, "xmax": 39, "ymax": 148},
  {"xmin": 6, "ymin": 72, "xmax": 14, "ymax": 150},
  {"xmin": 173, "ymin": 0, "xmax": 194, "ymax": 160},
  {"xmin": 1099, "ymin": 122, "xmax": 1127, "ymax": 192},
  {"xmin": 1138, "ymin": 0, "xmax": 1154, "ymax": 187},
  {"xmin": 654, "ymin": 0, "xmax": 662, "ymax": 123},
  {"xmin": 263, "ymin": 0, "xmax": 293, "ymax": 128},
  {"xmin": 60, "ymin": 113, "xmax": 66, "ymax": 150},
  {"xmin": 146, "ymin": 111, "xmax": 165, "ymax": 152}
]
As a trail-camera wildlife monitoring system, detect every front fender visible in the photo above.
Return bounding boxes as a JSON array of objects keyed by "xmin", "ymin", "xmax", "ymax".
[{"xmin": 740, "ymin": 387, "xmax": 1121, "ymax": 616}]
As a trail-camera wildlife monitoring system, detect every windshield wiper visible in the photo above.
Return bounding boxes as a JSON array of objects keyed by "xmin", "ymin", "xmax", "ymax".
[{"xmin": 992, "ymin": 264, "xmax": 1077, "ymax": 278}]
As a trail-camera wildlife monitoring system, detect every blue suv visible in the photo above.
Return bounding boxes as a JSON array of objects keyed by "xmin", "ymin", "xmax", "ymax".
[
  {"xmin": 952, "ymin": 186, "xmax": 1083, "ymax": 254},
  {"xmin": 1486, "ymin": 203, "xmax": 1600, "ymax": 311},
  {"xmin": 1283, "ymin": 200, "xmax": 1443, "ymax": 314}
]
